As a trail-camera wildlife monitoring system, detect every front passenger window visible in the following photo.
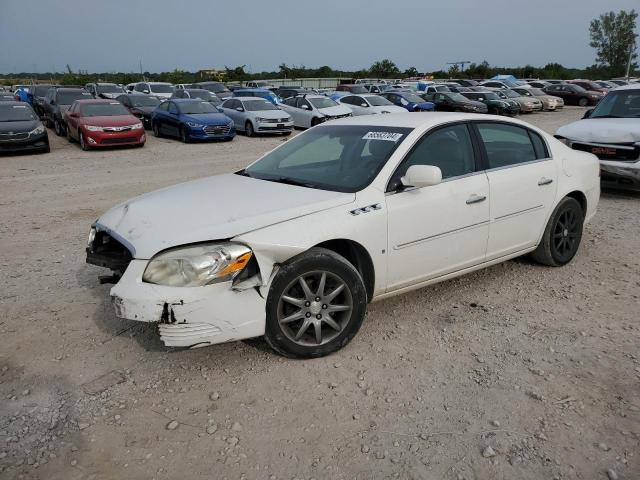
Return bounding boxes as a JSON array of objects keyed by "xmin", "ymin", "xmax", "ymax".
[{"xmin": 390, "ymin": 124, "xmax": 476, "ymax": 189}]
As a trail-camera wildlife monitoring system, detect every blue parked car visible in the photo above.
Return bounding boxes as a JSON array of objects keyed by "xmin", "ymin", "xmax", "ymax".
[
  {"xmin": 325, "ymin": 91, "xmax": 350, "ymax": 102},
  {"xmin": 380, "ymin": 91, "xmax": 435, "ymax": 112},
  {"xmin": 151, "ymin": 99, "xmax": 235, "ymax": 143},
  {"xmin": 232, "ymin": 88, "xmax": 282, "ymax": 106}
]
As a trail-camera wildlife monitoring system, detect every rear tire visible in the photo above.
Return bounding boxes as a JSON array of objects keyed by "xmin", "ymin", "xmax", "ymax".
[
  {"xmin": 311, "ymin": 117, "xmax": 321, "ymax": 127},
  {"xmin": 264, "ymin": 247, "xmax": 367, "ymax": 359},
  {"xmin": 54, "ymin": 118, "xmax": 64, "ymax": 137},
  {"xmin": 578, "ymin": 97, "xmax": 588, "ymax": 107},
  {"xmin": 531, "ymin": 197, "xmax": 584, "ymax": 267}
]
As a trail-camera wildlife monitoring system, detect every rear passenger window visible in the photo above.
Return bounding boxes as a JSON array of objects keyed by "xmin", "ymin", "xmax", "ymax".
[
  {"xmin": 476, "ymin": 123, "xmax": 537, "ymax": 168},
  {"xmin": 529, "ymin": 131, "xmax": 549, "ymax": 159}
]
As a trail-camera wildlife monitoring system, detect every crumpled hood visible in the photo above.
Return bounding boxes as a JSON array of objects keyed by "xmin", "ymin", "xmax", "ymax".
[
  {"xmin": 557, "ymin": 118, "xmax": 640, "ymax": 144},
  {"xmin": 318, "ymin": 105, "xmax": 352, "ymax": 117},
  {"xmin": 95, "ymin": 173, "xmax": 355, "ymax": 258}
]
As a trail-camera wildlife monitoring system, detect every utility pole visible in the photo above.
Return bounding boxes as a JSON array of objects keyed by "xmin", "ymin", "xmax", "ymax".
[
  {"xmin": 446, "ymin": 61, "xmax": 471, "ymax": 72},
  {"xmin": 625, "ymin": 38, "xmax": 636, "ymax": 81}
]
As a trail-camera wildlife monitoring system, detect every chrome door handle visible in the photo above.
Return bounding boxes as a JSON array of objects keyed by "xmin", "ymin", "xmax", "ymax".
[
  {"xmin": 538, "ymin": 177, "xmax": 553, "ymax": 186},
  {"xmin": 466, "ymin": 194, "xmax": 487, "ymax": 205}
]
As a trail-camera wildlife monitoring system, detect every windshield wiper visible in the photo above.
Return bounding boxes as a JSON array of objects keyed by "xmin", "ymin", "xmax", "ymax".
[
  {"xmin": 263, "ymin": 176, "xmax": 317, "ymax": 188},
  {"xmin": 591, "ymin": 115, "xmax": 622, "ymax": 119}
]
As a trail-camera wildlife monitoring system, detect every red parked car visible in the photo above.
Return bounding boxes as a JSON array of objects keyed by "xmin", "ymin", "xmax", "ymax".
[
  {"xmin": 64, "ymin": 99, "xmax": 145, "ymax": 150},
  {"xmin": 568, "ymin": 80, "xmax": 609, "ymax": 94}
]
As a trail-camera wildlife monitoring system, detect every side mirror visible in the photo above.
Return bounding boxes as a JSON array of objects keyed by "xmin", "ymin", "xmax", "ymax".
[
  {"xmin": 583, "ymin": 109, "xmax": 593, "ymax": 119},
  {"xmin": 360, "ymin": 103, "xmax": 368, "ymax": 107},
  {"xmin": 236, "ymin": 107, "xmax": 244, "ymax": 112},
  {"xmin": 69, "ymin": 112, "xmax": 78, "ymax": 118},
  {"xmin": 401, "ymin": 165, "xmax": 442, "ymax": 188},
  {"xmin": 143, "ymin": 89, "xmax": 150, "ymax": 94},
  {"xmin": 301, "ymin": 104, "xmax": 310, "ymax": 110}
]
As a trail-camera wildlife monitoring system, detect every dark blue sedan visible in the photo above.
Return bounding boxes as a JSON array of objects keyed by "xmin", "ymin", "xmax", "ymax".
[
  {"xmin": 380, "ymin": 91, "xmax": 435, "ymax": 112},
  {"xmin": 151, "ymin": 99, "xmax": 235, "ymax": 143}
]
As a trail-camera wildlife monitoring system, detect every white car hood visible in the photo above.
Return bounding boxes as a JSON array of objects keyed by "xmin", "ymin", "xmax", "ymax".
[
  {"xmin": 96, "ymin": 173, "xmax": 354, "ymax": 258},
  {"xmin": 318, "ymin": 105, "xmax": 352, "ymax": 116},
  {"xmin": 557, "ymin": 118, "xmax": 640, "ymax": 144},
  {"xmin": 371, "ymin": 105, "xmax": 406, "ymax": 114}
]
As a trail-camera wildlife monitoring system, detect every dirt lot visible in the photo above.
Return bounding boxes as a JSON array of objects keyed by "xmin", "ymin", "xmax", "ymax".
[{"xmin": 0, "ymin": 108, "xmax": 638, "ymax": 480}]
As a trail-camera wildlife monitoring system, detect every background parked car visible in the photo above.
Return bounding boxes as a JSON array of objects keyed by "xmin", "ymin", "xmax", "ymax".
[
  {"xmin": 233, "ymin": 88, "xmax": 282, "ymax": 105},
  {"xmin": 116, "ymin": 94, "xmax": 162, "ymax": 129},
  {"xmin": 460, "ymin": 91, "xmax": 519, "ymax": 115},
  {"xmin": 246, "ymin": 80, "xmax": 276, "ymax": 90},
  {"xmin": 421, "ymin": 91, "xmax": 488, "ymax": 113},
  {"xmin": 191, "ymin": 81, "xmax": 233, "ymax": 100},
  {"xmin": 151, "ymin": 99, "xmax": 235, "ymax": 142},
  {"xmin": 493, "ymin": 89, "xmax": 543, "ymax": 113},
  {"xmin": 337, "ymin": 94, "xmax": 406, "ymax": 115},
  {"xmin": 275, "ymin": 86, "xmax": 308, "ymax": 99},
  {"xmin": 132, "ymin": 82, "xmax": 174, "ymax": 99},
  {"xmin": 279, "ymin": 95, "xmax": 352, "ymax": 128},
  {"xmin": 64, "ymin": 99, "xmax": 145, "ymax": 150},
  {"xmin": 335, "ymin": 84, "xmax": 369, "ymax": 94},
  {"xmin": 171, "ymin": 88, "xmax": 222, "ymax": 106},
  {"xmin": 380, "ymin": 91, "xmax": 435, "ymax": 112},
  {"xmin": 0, "ymin": 102, "xmax": 49, "ymax": 154},
  {"xmin": 26, "ymin": 84, "xmax": 55, "ymax": 114},
  {"xmin": 448, "ymin": 79, "xmax": 479, "ymax": 87},
  {"xmin": 86, "ymin": 83, "xmax": 126, "ymax": 99},
  {"xmin": 512, "ymin": 87, "xmax": 564, "ymax": 111},
  {"xmin": 568, "ymin": 80, "xmax": 608, "ymax": 94},
  {"xmin": 220, "ymin": 97, "xmax": 293, "ymax": 137},
  {"xmin": 543, "ymin": 83, "xmax": 602, "ymax": 106},
  {"xmin": 0, "ymin": 91, "xmax": 17, "ymax": 102},
  {"xmin": 42, "ymin": 87, "xmax": 92, "ymax": 136}
]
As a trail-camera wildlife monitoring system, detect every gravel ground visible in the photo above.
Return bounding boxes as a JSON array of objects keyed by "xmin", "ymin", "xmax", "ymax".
[{"xmin": 0, "ymin": 107, "xmax": 638, "ymax": 480}]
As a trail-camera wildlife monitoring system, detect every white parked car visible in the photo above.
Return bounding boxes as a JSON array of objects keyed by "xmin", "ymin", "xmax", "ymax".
[
  {"xmin": 279, "ymin": 94, "xmax": 352, "ymax": 128},
  {"xmin": 132, "ymin": 82, "xmax": 175, "ymax": 99},
  {"xmin": 87, "ymin": 113, "xmax": 599, "ymax": 358},
  {"xmin": 338, "ymin": 94, "xmax": 406, "ymax": 115},
  {"xmin": 220, "ymin": 97, "xmax": 293, "ymax": 136},
  {"xmin": 556, "ymin": 83, "xmax": 640, "ymax": 191}
]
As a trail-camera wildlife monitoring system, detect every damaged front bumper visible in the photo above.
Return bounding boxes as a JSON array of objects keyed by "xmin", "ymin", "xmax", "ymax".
[
  {"xmin": 110, "ymin": 260, "xmax": 267, "ymax": 348},
  {"xmin": 599, "ymin": 160, "xmax": 640, "ymax": 191}
]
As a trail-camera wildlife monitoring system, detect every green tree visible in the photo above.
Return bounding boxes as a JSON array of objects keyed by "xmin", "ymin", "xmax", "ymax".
[
  {"xmin": 589, "ymin": 9, "xmax": 638, "ymax": 76},
  {"xmin": 369, "ymin": 59, "xmax": 400, "ymax": 78},
  {"xmin": 403, "ymin": 66, "xmax": 419, "ymax": 78},
  {"xmin": 447, "ymin": 64, "xmax": 460, "ymax": 77},
  {"xmin": 224, "ymin": 65, "xmax": 247, "ymax": 81}
]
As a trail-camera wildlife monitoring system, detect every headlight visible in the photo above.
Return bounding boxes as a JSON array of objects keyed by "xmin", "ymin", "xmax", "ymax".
[
  {"xmin": 87, "ymin": 227, "xmax": 96, "ymax": 248},
  {"xmin": 132, "ymin": 123, "xmax": 143, "ymax": 130},
  {"xmin": 186, "ymin": 122, "xmax": 204, "ymax": 128},
  {"xmin": 525, "ymin": 102, "xmax": 534, "ymax": 106},
  {"xmin": 29, "ymin": 125, "xmax": 45, "ymax": 135},
  {"xmin": 255, "ymin": 117, "xmax": 267, "ymax": 122},
  {"xmin": 85, "ymin": 125, "xmax": 103, "ymax": 132},
  {"xmin": 142, "ymin": 242, "xmax": 253, "ymax": 287}
]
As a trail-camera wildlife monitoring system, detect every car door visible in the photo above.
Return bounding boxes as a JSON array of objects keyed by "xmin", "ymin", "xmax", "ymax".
[
  {"xmin": 385, "ymin": 123, "xmax": 490, "ymax": 291},
  {"xmin": 165, "ymin": 102, "xmax": 181, "ymax": 136},
  {"xmin": 224, "ymin": 99, "xmax": 242, "ymax": 128},
  {"xmin": 342, "ymin": 96, "xmax": 362, "ymax": 115},
  {"xmin": 296, "ymin": 97, "xmax": 314, "ymax": 127},
  {"xmin": 473, "ymin": 121, "xmax": 557, "ymax": 259},
  {"xmin": 433, "ymin": 93, "xmax": 450, "ymax": 111},
  {"xmin": 65, "ymin": 102, "xmax": 79, "ymax": 136}
]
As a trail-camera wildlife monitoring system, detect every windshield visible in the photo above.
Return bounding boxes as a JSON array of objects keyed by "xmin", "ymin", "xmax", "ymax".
[
  {"xmin": 129, "ymin": 95, "xmax": 161, "ymax": 107},
  {"xmin": 403, "ymin": 93, "xmax": 426, "ymax": 103},
  {"xmin": 34, "ymin": 85, "xmax": 53, "ymax": 96},
  {"xmin": 447, "ymin": 93, "xmax": 469, "ymax": 102},
  {"xmin": 514, "ymin": 89, "xmax": 533, "ymax": 97},
  {"xmin": 80, "ymin": 102, "xmax": 130, "ymax": 117},
  {"xmin": 571, "ymin": 84, "xmax": 587, "ymax": 93},
  {"xmin": 199, "ymin": 83, "xmax": 227, "ymax": 93},
  {"xmin": 466, "ymin": 92, "xmax": 499, "ymax": 101},
  {"xmin": 244, "ymin": 99, "xmax": 278, "ymax": 111},
  {"xmin": 187, "ymin": 89, "xmax": 219, "ymax": 103},
  {"xmin": 0, "ymin": 104, "xmax": 37, "ymax": 122},
  {"xmin": 309, "ymin": 97, "xmax": 338, "ymax": 109},
  {"xmin": 366, "ymin": 96, "xmax": 393, "ymax": 106},
  {"xmin": 244, "ymin": 125, "xmax": 412, "ymax": 192},
  {"xmin": 502, "ymin": 90, "xmax": 520, "ymax": 98},
  {"xmin": 97, "ymin": 84, "xmax": 125, "ymax": 94},
  {"xmin": 349, "ymin": 86, "xmax": 368, "ymax": 94},
  {"xmin": 179, "ymin": 102, "xmax": 218, "ymax": 114},
  {"xmin": 150, "ymin": 84, "xmax": 174, "ymax": 93},
  {"xmin": 529, "ymin": 88, "xmax": 546, "ymax": 96},
  {"xmin": 500, "ymin": 79, "xmax": 519, "ymax": 87},
  {"xmin": 58, "ymin": 91, "xmax": 91, "ymax": 105},
  {"xmin": 589, "ymin": 90, "xmax": 640, "ymax": 118}
]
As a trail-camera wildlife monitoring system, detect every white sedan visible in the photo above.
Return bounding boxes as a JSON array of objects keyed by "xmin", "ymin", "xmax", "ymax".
[
  {"xmin": 337, "ymin": 94, "xmax": 407, "ymax": 116},
  {"xmin": 278, "ymin": 94, "xmax": 352, "ymax": 128},
  {"xmin": 87, "ymin": 113, "xmax": 600, "ymax": 358}
]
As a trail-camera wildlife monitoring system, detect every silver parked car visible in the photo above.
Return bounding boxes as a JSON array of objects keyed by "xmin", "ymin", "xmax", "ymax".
[
  {"xmin": 279, "ymin": 95, "xmax": 352, "ymax": 129},
  {"xmin": 220, "ymin": 97, "xmax": 293, "ymax": 136}
]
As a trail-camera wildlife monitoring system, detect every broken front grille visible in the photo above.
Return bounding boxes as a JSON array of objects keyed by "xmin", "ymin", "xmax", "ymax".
[{"xmin": 86, "ymin": 231, "xmax": 132, "ymax": 272}]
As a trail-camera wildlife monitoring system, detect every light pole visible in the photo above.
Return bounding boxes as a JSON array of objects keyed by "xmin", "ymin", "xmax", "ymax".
[{"xmin": 625, "ymin": 37, "xmax": 636, "ymax": 81}]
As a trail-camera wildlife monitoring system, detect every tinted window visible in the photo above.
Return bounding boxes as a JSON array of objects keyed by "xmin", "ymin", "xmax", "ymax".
[
  {"xmin": 529, "ymin": 131, "xmax": 549, "ymax": 158},
  {"xmin": 178, "ymin": 102, "xmax": 218, "ymax": 114},
  {"xmin": 0, "ymin": 104, "xmax": 37, "ymax": 121},
  {"xmin": 168, "ymin": 103, "xmax": 179, "ymax": 114},
  {"xmin": 158, "ymin": 102, "xmax": 170, "ymax": 111},
  {"xmin": 477, "ymin": 123, "xmax": 537, "ymax": 168},
  {"xmin": 80, "ymin": 102, "xmax": 130, "ymax": 117},
  {"xmin": 393, "ymin": 124, "xmax": 476, "ymax": 183}
]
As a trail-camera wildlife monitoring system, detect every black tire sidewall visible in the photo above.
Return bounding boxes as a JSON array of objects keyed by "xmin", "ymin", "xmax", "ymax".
[
  {"xmin": 245, "ymin": 121, "xmax": 253, "ymax": 136},
  {"xmin": 264, "ymin": 248, "xmax": 367, "ymax": 358},
  {"xmin": 578, "ymin": 97, "xmax": 588, "ymax": 107},
  {"xmin": 549, "ymin": 198, "xmax": 583, "ymax": 265}
]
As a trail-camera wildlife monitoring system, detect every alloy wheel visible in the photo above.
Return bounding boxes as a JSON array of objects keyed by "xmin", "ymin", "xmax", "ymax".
[
  {"xmin": 277, "ymin": 271, "xmax": 353, "ymax": 346},
  {"xmin": 552, "ymin": 208, "xmax": 580, "ymax": 262}
]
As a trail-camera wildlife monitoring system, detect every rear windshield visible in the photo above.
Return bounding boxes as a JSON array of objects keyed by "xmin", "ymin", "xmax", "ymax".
[
  {"xmin": 0, "ymin": 104, "xmax": 37, "ymax": 121},
  {"xmin": 97, "ymin": 84, "xmax": 125, "ymax": 94},
  {"xmin": 150, "ymin": 84, "xmax": 174, "ymax": 93},
  {"xmin": 80, "ymin": 102, "xmax": 130, "ymax": 117},
  {"xmin": 198, "ymin": 83, "xmax": 227, "ymax": 94}
]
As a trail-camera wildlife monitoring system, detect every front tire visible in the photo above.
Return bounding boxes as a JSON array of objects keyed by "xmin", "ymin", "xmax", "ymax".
[
  {"xmin": 578, "ymin": 97, "xmax": 589, "ymax": 107},
  {"xmin": 180, "ymin": 126, "xmax": 190, "ymax": 143},
  {"xmin": 152, "ymin": 122, "xmax": 162, "ymax": 138},
  {"xmin": 264, "ymin": 248, "xmax": 367, "ymax": 359},
  {"xmin": 310, "ymin": 117, "xmax": 321, "ymax": 127},
  {"xmin": 531, "ymin": 197, "xmax": 584, "ymax": 266},
  {"xmin": 54, "ymin": 118, "xmax": 65, "ymax": 137},
  {"xmin": 79, "ymin": 132, "xmax": 89, "ymax": 151},
  {"xmin": 245, "ymin": 121, "xmax": 255, "ymax": 137}
]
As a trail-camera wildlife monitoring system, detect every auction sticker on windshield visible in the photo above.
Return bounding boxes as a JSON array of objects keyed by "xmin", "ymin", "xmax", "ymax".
[{"xmin": 363, "ymin": 132, "xmax": 404, "ymax": 142}]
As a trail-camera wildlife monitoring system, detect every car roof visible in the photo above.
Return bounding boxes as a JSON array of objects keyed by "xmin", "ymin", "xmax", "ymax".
[
  {"xmin": 73, "ymin": 99, "xmax": 121, "ymax": 104},
  {"xmin": 0, "ymin": 101, "xmax": 28, "ymax": 107},
  {"xmin": 171, "ymin": 98, "xmax": 207, "ymax": 103},
  {"xmin": 56, "ymin": 88, "xmax": 86, "ymax": 92},
  {"xmin": 611, "ymin": 83, "xmax": 640, "ymax": 91},
  {"xmin": 329, "ymin": 112, "xmax": 538, "ymax": 129},
  {"xmin": 233, "ymin": 97, "xmax": 273, "ymax": 102},
  {"xmin": 235, "ymin": 88, "xmax": 273, "ymax": 93}
]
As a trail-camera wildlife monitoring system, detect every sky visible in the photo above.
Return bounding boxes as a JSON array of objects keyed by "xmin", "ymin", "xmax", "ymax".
[{"xmin": 0, "ymin": 0, "xmax": 638, "ymax": 74}]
